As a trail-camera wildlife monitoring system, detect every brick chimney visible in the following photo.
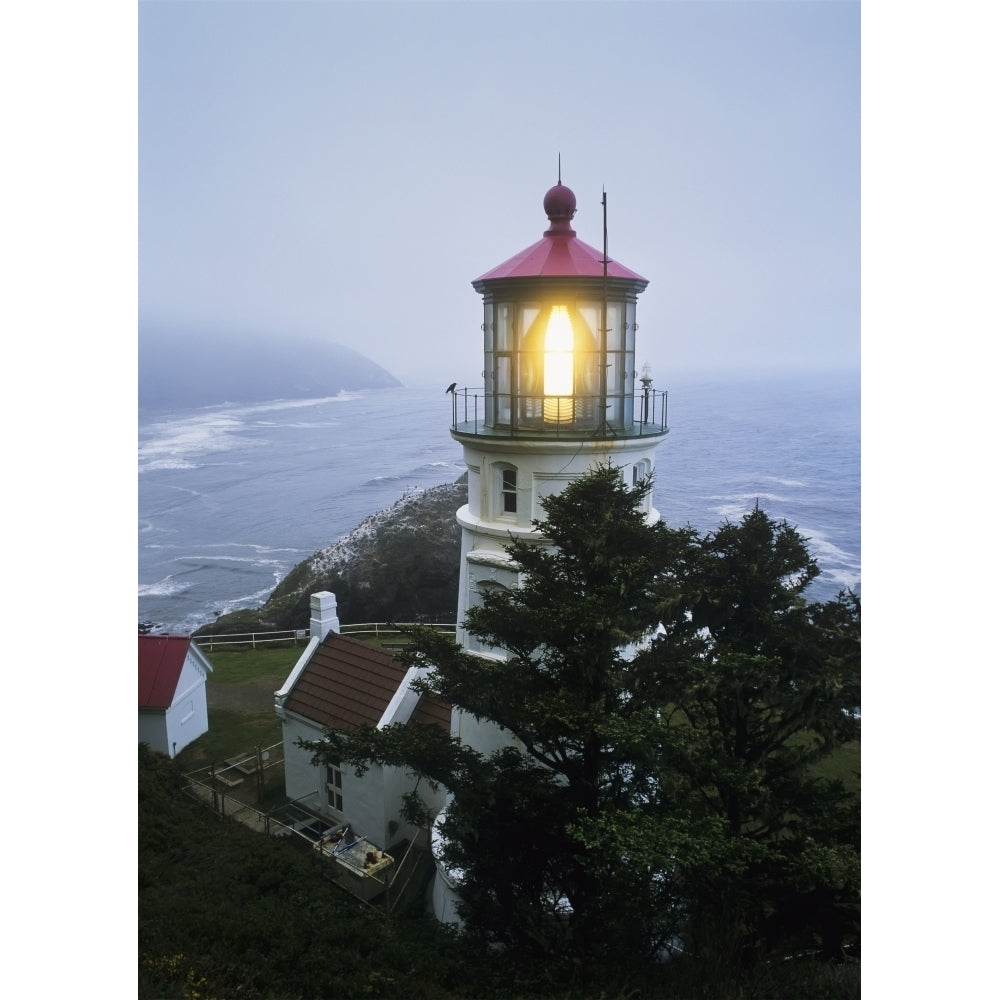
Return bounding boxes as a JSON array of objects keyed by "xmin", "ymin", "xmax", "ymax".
[{"xmin": 310, "ymin": 591, "xmax": 341, "ymax": 639}]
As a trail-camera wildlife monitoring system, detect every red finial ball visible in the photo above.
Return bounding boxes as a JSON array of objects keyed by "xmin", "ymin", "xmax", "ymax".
[{"xmin": 543, "ymin": 182, "xmax": 577, "ymax": 223}]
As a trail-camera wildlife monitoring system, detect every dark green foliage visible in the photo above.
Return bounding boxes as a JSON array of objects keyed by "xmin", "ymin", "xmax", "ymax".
[
  {"xmin": 140, "ymin": 740, "xmax": 857, "ymax": 998},
  {"xmin": 643, "ymin": 508, "xmax": 861, "ymax": 974},
  {"xmin": 140, "ymin": 744, "xmax": 489, "ymax": 999},
  {"xmin": 303, "ymin": 466, "xmax": 860, "ymax": 989}
]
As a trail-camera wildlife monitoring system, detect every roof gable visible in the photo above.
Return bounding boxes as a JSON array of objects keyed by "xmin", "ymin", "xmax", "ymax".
[
  {"xmin": 283, "ymin": 632, "xmax": 449, "ymax": 733},
  {"xmin": 138, "ymin": 634, "xmax": 192, "ymax": 709}
]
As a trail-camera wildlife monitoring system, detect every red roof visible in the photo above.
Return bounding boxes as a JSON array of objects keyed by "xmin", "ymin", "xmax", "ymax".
[
  {"xmin": 473, "ymin": 180, "xmax": 647, "ymax": 285},
  {"xmin": 138, "ymin": 634, "xmax": 192, "ymax": 709},
  {"xmin": 283, "ymin": 631, "xmax": 450, "ymax": 733}
]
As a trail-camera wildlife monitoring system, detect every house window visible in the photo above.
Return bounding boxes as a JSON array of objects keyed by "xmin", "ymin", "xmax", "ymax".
[
  {"xmin": 326, "ymin": 765, "xmax": 344, "ymax": 813},
  {"xmin": 500, "ymin": 467, "xmax": 517, "ymax": 515}
]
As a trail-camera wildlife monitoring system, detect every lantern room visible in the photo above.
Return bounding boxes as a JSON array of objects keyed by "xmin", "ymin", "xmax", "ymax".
[{"xmin": 451, "ymin": 178, "xmax": 667, "ymax": 439}]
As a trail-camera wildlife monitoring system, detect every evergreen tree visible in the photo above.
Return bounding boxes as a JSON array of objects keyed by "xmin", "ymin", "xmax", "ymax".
[
  {"xmin": 643, "ymin": 506, "xmax": 861, "ymax": 973},
  {"xmin": 302, "ymin": 467, "xmax": 860, "ymax": 974}
]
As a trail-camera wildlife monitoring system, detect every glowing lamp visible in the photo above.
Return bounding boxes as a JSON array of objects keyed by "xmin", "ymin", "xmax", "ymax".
[{"xmin": 543, "ymin": 305, "xmax": 574, "ymax": 423}]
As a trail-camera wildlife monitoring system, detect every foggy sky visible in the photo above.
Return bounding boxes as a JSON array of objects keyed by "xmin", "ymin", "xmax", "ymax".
[{"xmin": 139, "ymin": 1, "xmax": 860, "ymax": 387}]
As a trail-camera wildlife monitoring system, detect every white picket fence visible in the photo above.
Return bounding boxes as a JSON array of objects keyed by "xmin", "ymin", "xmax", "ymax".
[{"xmin": 194, "ymin": 622, "xmax": 456, "ymax": 652}]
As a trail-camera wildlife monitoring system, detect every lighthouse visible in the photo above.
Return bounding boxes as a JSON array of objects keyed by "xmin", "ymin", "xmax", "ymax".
[
  {"xmin": 449, "ymin": 176, "xmax": 668, "ymax": 752},
  {"xmin": 431, "ymin": 175, "xmax": 670, "ymax": 921},
  {"xmin": 448, "ymin": 175, "xmax": 670, "ymax": 752}
]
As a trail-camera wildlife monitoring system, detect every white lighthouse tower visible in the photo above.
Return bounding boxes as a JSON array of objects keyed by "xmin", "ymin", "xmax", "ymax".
[{"xmin": 431, "ymin": 175, "xmax": 669, "ymax": 921}]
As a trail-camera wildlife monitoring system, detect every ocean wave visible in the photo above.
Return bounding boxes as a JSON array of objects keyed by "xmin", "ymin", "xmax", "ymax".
[
  {"xmin": 171, "ymin": 554, "xmax": 291, "ymax": 570},
  {"xmin": 136, "ymin": 397, "xmax": 352, "ymax": 468},
  {"xmin": 759, "ymin": 475, "xmax": 807, "ymax": 488},
  {"xmin": 139, "ymin": 410, "xmax": 260, "ymax": 468},
  {"xmin": 192, "ymin": 542, "xmax": 306, "ymax": 557},
  {"xmin": 359, "ymin": 464, "xmax": 464, "ymax": 490},
  {"xmin": 191, "ymin": 585, "xmax": 282, "ymax": 624},
  {"xmin": 138, "ymin": 576, "xmax": 192, "ymax": 598},
  {"xmin": 361, "ymin": 473, "xmax": 409, "ymax": 487},
  {"xmin": 140, "ymin": 458, "xmax": 198, "ymax": 472},
  {"xmin": 712, "ymin": 491, "xmax": 794, "ymax": 505},
  {"xmin": 218, "ymin": 393, "xmax": 361, "ymax": 420},
  {"xmin": 820, "ymin": 565, "xmax": 862, "ymax": 594},
  {"xmin": 223, "ymin": 543, "xmax": 305, "ymax": 555},
  {"xmin": 803, "ymin": 531, "xmax": 856, "ymax": 566},
  {"xmin": 712, "ymin": 501, "xmax": 762, "ymax": 521}
]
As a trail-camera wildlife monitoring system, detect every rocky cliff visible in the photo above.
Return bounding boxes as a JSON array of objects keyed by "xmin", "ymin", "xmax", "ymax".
[{"xmin": 198, "ymin": 477, "xmax": 466, "ymax": 635}]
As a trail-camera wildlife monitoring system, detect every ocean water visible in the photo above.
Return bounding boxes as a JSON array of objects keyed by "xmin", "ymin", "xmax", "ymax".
[{"xmin": 138, "ymin": 371, "xmax": 860, "ymax": 634}]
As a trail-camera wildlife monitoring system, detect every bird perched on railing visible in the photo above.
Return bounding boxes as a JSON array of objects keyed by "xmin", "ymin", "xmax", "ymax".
[{"xmin": 445, "ymin": 382, "xmax": 457, "ymax": 394}]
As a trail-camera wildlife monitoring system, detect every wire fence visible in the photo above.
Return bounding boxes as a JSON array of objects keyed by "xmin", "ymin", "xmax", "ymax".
[{"xmin": 181, "ymin": 744, "xmax": 433, "ymax": 913}]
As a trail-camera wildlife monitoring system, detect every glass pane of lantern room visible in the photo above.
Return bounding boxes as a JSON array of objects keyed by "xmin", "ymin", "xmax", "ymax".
[
  {"xmin": 496, "ymin": 303, "xmax": 513, "ymax": 350},
  {"xmin": 576, "ymin": 303, "xmax": 600, "ymax": 343},
  {"xmin": 495, "ymin": 354, "xmax": 511, "ymax": 426},
  {"xmin": 518, "ymin": 305, "xmax": 540, "ymax": 344},
  {"xmin": 489, "ymin": 304, "xmax": 514, "ymax": 427},
  {"xmin": 605, "ymin": 351, "xmax": 625, "ymax": 427},
  {"xmin": 483, "ymin": 304, "xmax": 494, "ymax": 351},
  {"xmin": 622, "ymin": 352, "xmax": 635, "ymax": 426},
  {"xmin": 516, "ymin": 305, "xmax": 542, "ymax": 426},
  {"xmin": 605, "ymin": 302, "xmax": 623, "ymax": 351}
]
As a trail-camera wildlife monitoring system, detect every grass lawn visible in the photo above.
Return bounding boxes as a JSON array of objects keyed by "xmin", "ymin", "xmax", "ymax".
[
  {"xmin": 197, "ymin": 642, "xmax": 307, "ymax": 684},
  {"xmin": 175, "ymin": 642, "xmax": 305, "ymax": 772}
]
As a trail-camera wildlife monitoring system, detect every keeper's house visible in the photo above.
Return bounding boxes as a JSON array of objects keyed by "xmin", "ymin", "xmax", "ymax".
[{"xmin": 275, "ymin": 592, "xmax": 450, "ymax": 853}]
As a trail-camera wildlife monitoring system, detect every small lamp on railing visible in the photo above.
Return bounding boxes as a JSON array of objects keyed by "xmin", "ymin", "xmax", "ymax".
[{"xmin": 640, "ymin": 361, "xmax": 653, "ymax": 423}]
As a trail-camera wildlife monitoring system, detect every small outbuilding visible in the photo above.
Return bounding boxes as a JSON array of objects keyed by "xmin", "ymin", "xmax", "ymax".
[{"xmin": 138, "ymin": 634, "xmax": 214, "ymax": 758}]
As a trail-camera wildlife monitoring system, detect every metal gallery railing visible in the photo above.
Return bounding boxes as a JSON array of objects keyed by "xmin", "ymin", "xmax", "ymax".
[{"xmin": 450, "ymin": 386, "xmax": 668, "ymax": 438}]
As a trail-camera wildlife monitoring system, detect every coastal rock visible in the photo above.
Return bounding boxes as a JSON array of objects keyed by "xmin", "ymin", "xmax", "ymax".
[{"xmin": 199, "ymin": 478, "xmax": 466, "ymax": 635}]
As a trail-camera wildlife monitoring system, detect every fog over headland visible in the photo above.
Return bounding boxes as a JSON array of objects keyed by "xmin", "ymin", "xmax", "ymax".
[{"xmin": 139, "ymin": 326, "xmax": 401, "ymax": 409}]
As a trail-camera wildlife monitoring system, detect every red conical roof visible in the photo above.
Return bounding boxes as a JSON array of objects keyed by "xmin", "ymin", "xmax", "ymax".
[{"xmin": 473, "ymin": 181, "xmax": 647, "ymax": 285}]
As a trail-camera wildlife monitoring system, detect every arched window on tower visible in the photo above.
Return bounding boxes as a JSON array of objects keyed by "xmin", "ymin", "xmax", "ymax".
[
  {"xmin": 631, "ymin": 460, "xmax": 652, "ymax": 512},
  {"xmin": 495, "ymin": 463, "xmax": 518, "ymax": 520},
  {"xmin": 631, "ymin": 459, "xmax": 650, "ymax": 488}
]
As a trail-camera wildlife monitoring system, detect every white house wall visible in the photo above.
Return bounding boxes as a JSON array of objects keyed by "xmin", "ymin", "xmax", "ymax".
[
  {"xmin": 282, "ymin": 714, "xmax": 327, "ymax": 814},
  {"xmin": 282, "ymin": 712, "xmax": 392, "ymax": 843},
  {"xmin": 380, "ymin": 761, "xmax": 446, "ymax": 848},
  {"xmin": 163, "ymin": 654, "xmax": 210, "ymax": 757},
  {"xmin": 281, "ymin": 711, "xmax": 446, "ymax": 850}
]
